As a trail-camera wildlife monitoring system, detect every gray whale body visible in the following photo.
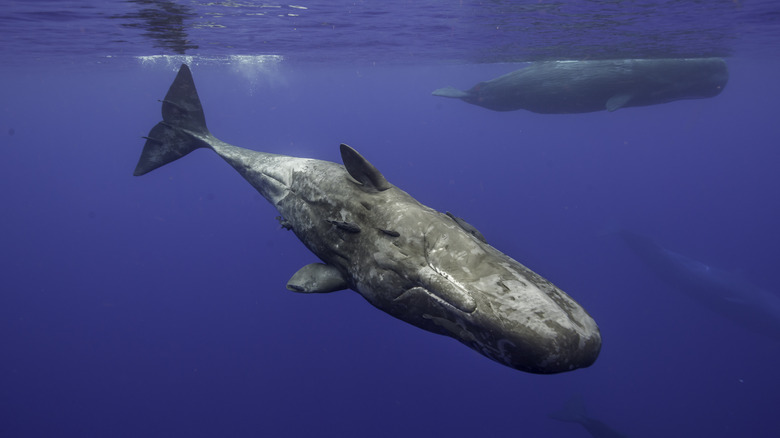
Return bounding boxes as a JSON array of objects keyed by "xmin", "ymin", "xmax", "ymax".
[
  {"xmin": 134, "ymin": 64, "xmax": 601, "ymax": 374},
  {"xmin": 433, "ymin": 58, "xmax": 728, "ymax": 113}
]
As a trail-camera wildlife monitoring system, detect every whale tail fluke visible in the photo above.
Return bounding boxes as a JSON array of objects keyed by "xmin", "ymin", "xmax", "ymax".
[
  {"xmin": 432, "ymin": 86, "xmax": 470, "ymax": 99},
  {"xmin": 134, "ymin": 64, "xmax": 210, "ymax": 176}
]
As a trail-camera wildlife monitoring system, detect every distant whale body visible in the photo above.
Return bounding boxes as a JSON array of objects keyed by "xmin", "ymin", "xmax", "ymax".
[
  {"xmin": 550, "ymin": 395, "xmax": 629, "ymax": 438},
  {"xmin": 620, "ymin": 230, "xmax": 780, "ymax": 340},
  {"xmin": 432, "ymin": 58, "xmax": 728, "ymax": 113},
  {"xmin": 133, "ymin": 65, "xmax": 602, "ymax": 374}
]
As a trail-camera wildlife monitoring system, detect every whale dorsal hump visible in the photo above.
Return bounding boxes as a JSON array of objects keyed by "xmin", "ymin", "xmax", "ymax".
[{"xmin": 340, "ymin": 144, "xmax": 392, "ymax": 192}]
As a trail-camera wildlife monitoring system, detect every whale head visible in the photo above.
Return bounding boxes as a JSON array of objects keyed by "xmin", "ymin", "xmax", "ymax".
[
  {"xmin": 356, "ymin": 202, "xmax": 602, "ymax": 374},
  {"xmin": 292, "ymin": 145, "xmax": 601, "ymax": 374},
  {"xmin": 326, "ymin": 145, "xmax": 602, "ymax": 373}
]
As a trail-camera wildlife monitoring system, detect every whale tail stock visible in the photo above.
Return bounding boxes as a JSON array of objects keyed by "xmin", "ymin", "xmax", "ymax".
[{"xmin": 134, "ymin": 64, "xmax": 210, "ymax": 176}]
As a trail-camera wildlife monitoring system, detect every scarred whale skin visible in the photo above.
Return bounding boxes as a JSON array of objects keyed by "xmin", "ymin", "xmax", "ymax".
[
  {"xmin": 134, "ymin": 64, "xmax": 601, "ymax": 373},
  {"xmin": 432, "ymin": 58, "xmax": 728, "ymax": 113}
]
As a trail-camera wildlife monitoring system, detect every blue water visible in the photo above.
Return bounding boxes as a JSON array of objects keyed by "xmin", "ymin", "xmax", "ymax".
[{"xmin": 1, "ymin": 1, "xmax": 780, "ymax": 437}]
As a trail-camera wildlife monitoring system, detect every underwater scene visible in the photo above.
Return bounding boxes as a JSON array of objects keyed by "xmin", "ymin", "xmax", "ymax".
[{"xmin": 1, "ymin": 1, "xmax": 780, "ymax": 437}]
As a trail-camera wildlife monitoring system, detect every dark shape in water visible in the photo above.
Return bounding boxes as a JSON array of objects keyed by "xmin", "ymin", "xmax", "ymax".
[
  {"xmin": 620, "ymin": 230, "xmax": 780, "ymax": 340},
  {"xmin": 133, "ymin": 64, "xmax": 602, "ymax": 374},
  {"xmin": 550, "ymin": 395, "xmax": 629, "ymax": 438},
  {"xmin": 433, "ymin": 58, "xmax": 728, "ymax": 113}
]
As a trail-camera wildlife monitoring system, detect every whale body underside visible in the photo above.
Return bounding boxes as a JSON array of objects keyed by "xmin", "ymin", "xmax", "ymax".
[
  {"xmin": 620, "ymin": 230, "xmax": 780, "ymax": 340},
  {"xmin": 433, "ymin": 58, "xmax": 728, "ymax": 113},
  {"xmin": 133, "ymin": 64, "xmax": 602, "ymax": 373}
]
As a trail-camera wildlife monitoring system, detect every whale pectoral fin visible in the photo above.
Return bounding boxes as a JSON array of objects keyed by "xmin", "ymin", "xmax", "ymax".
[
  {"xmin": 432, "ymin": 86, "xmax": 470, "ymax": 99},
  {"xmin": 286, "ymin": 263, "xmax": 348, "ymax": 293},
  {"xmin": 606, "ymin": 94, "xmax": 633, "ymax": 112},
  {"xmin": 340, "ymin": 144, "xmax": 392, "ymax": 192}
]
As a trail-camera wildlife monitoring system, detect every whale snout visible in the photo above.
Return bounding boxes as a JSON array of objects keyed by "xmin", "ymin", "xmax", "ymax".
[
  {"xmin": 477, "ymin": 311, "xmax": 601, "ymax": 374},
  {"xmin": 522, "ymin": 321, "xmax": 601, "ymax": 373},
  {"xmin": 455, "ymin": 275, "xmax": 602, "ymax": 374}
]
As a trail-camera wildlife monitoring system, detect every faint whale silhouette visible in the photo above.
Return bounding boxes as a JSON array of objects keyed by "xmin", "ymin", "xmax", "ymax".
[
  {"xmin": 550, "ymin": 395, "xmax": 629, "ymax": 438},
  {"xmin": 620, "ymin": 230, "xmax": 780, "ymax": 340},
  {"xmin": 433, "ymin": 58, "xmax": 728, "ymax": 113}
]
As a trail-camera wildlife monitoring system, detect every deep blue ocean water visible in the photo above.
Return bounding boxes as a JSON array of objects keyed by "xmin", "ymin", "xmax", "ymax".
[{"xmin": 2, "ymin": 1, "xmax": 780, "ymax": 437}]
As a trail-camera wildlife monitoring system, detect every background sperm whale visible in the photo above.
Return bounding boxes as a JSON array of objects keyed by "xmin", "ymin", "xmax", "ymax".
[
  {"xmin": 433, "ymin": 58, "xmax": 728, "ymax": 113},
  {"xmin": 620, "ymin": 230, "xmax": 780, "ymax": 341}
]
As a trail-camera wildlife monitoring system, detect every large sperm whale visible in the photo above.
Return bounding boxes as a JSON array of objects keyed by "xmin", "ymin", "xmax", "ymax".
[
  {"xmin": 433, "ymin": 58, "xmax": 728, "ymax": 113},
  {"xmin": 134, "ymin": 64, "xmax": 601, "ymax": 373}
]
